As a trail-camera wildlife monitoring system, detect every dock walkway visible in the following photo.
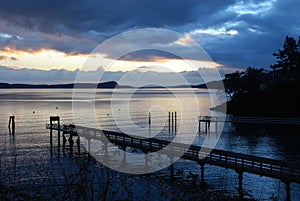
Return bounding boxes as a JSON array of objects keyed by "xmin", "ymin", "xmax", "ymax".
[{"xmin": 47, "ymin": 120, "xmax": 300, "ymax": 201}]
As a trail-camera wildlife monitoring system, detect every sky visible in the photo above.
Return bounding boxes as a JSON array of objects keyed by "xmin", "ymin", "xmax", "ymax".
[{"xmin": 0, "ymin": 0, "xmax": 299, "ymax": 84}]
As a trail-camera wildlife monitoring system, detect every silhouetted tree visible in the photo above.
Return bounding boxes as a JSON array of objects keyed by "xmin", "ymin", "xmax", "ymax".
[
  {"xmin": 241, "ymin": 67, "xmax": 265, "ymax": 92},
  {"xmin": 218, "ymin": 36, "xmax": 300, "ymax": 117},
  {"xmin": 224, "ymin": 71, "xmax": 243, "ymax": 98},
  {"xmin": 271, "ymin": 36, "xmax": 300, "ymax": 81},
  {"xmin": 224, "ymin": 67, "xmax": 265, "ymax": 98}
]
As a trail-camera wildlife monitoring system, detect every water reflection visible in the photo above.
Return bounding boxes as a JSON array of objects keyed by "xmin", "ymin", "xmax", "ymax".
[{"xmin": 0, "ymin": 89, "xmax": 299, "ymax": 200}]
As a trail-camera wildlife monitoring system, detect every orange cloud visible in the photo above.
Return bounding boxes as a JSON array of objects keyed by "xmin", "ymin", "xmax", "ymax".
[{"xmin": 0, "ymin": 55, "xmax": 19, "ymax": 61}]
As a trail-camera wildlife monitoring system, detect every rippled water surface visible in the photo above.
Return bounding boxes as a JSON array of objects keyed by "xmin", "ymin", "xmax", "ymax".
[{"xmin": 0, "ymin": 88, "xmax": 300, "ymax": 200}]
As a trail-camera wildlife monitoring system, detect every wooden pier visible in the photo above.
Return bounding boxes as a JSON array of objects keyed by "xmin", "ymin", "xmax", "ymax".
[
  {"xmin": 48, "ymin": 116, "xmax": 80, "ymax": 154},
  {"xmin": 198, "ymin": 115, "xmax": 300, "ymax": 133},
  {"xmin": 47, "ymin": 117, "xmax": 300, "ymax": 201}
]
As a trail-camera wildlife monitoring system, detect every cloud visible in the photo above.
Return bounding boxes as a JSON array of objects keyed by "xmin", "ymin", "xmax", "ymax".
[
  {"xmin": 0, "ymin": 0, "xmax": 234, "ymax": 34},
  {"xmin": 186, "ymin": 0, "xmax": 300, "ymax": 69},
  {"xmin": 226, "ymin": 0, "xmax": 277, "ymax": 16},
  {"xmin": 191, "ymin": 27, "xmax": 239, "ymax": 36},
  {"xmin": 119, "ymin": 49, "xmax": 181, "ymax": 62},
  {"xmin": 0, "ymin": 1, "xmax": 235, "ymax": 55},
  {"xmin": 0, "ymin": 55, "xmax": 18, "ymax": 61},
  {"xmin": 0, "ymin": 0, "xmax": 299, "ymax": 73},
  {"xmin": 0, "ymin": 55, "xmax": 7, "ymax": 60}
]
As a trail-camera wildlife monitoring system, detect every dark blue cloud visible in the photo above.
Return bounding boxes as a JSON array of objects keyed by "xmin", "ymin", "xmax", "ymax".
[
  {"xmin": 0, "ymin": 0, "xmax": 299, "ymax": 72},
  {"xmin": 195, "ymin": 0, "xmax": 300, "ymax": 70},
  {"xmin": 0, "ymin": 0, "xmax": 233, "ymax": 34}
]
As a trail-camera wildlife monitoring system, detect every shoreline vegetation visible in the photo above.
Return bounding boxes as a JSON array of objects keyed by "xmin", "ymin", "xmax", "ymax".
[{"xmin": 211, "ymin": 36, "xmax": 300, "ymax": 118}]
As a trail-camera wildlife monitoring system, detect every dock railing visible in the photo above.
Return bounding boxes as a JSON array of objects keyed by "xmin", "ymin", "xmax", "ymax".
[{"xmin": 199, "ymin": 115, "xmax": 300, "ymax": 125}]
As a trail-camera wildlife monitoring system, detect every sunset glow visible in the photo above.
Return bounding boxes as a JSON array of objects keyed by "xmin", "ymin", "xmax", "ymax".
[{"xmin": 0, "ymin": 48, "xmax": 222, "ymax": 72}]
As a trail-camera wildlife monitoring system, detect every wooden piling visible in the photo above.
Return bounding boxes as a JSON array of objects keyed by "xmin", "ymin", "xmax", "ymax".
[
  {"xmin": 175, "ymin": 112, "xmax": 177, "ymax": 133},
  {"xmin": 171, "ymin": 112, "xmax": 174, "ymax": 133},
  {"xmin": 8, "ymin": 115, "xmax": 15, "ymax": 134},
  {"xmin": 237, "ymin": 171, "xmax": 243, "ymax": 198},
  {"xmin": 76, "ymin": 137, "xmax": 80, "ymax": 154},
  {"xmin": 200, "ymin": 162, "xmax": 205, "ymax": 184},
  {"xmin": 58, "ymin": 119, "xmax": 60, "ymax": 148},
  {"xmin": 69, "ymin": 135, "xmax": 74, "ymax": 154},
  {"xmin": 49, "ymin": 116, "xmax": 60, "ymax": 150},
  {"xmin": 50, "ymin": 120, "xmax": 53, "ymax": 149},
  {"xmin": 168, "ymin": 112, "xmax": 171, "ymax": 133},
  {"xmin": 284, "ymin": 181, "xmax": 291, "ymax": 201},
  {"xmin": 63, "ymin": 131, "xmax": 67, "ymax": 150}
]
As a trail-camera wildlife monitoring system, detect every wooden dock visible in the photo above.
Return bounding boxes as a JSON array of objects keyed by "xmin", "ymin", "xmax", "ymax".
[
  {"xmin": 198, "ymin": 115, "xmax": 300, "ymax": 133},
  {"xmin": 47, "ymin": 117, "xmax": 300, "ymax": 201},
  {"xmin": 199, "ymin": 115, "xmax": 300, "ymax": 125}
]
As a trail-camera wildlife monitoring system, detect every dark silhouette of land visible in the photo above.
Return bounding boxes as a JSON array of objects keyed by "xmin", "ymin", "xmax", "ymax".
[
  {"xmin": 0, "ymin": 81, "xmax": 120, "ymax": 89},
  {"xmin": 212, "ymin": 36, "xmax": 300, "ymax": 117}
]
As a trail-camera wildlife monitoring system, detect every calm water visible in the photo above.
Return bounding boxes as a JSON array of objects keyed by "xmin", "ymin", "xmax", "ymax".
[{"xmin": 0, "ymin": 88, "xmax": 300, "ymax": 200}]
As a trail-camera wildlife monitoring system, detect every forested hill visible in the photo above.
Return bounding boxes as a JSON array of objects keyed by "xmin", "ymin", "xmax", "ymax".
[
  {"xmin": 0, "ymin": 81, "xmax": 119, "ymax": 89},
  {"xmin": 212, "ymin": 36, "xmax": 300, "ymax": 117}
]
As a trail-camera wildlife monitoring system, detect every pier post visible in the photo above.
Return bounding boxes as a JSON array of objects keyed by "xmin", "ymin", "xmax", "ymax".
[
  {"xmin": 49, "ymin": 116, "xmax": 60, "ymax": 149},
  {"xmin": 8, "ymin": 115, "xmax": 15, "ymax": 134},
  {"xmin": 198, "ymin": 120, "xmax": 201, "ymax": 133},
  {"xmin": 200, "ymin": 162, "xmax": 205, "ymax": 184},
  {"xmin": 57, "ymin": 118, "xmax": 60, "ymax": 148},
  {"xmin": 149, "ymin": 112, "xmax": 151, "ymax": 125},
  {"xmin": 175, "ymin": 112, "xmax": 177, "ymax": 133},
  {"xmin": 69, "ymin": 135, "xmax": 74, "ymax": 154},
  {"xmin": 76, "ymin": 136, "xmax": 80, "ymax": 154},
  {"xmin": 171, "ymin": 112, "xmax": 174, "ymax": 133},
  {"xmin": 62, "ymin": 131, "xmax": 67, "ymax": 150},
  {"xmin": 169, "ymin": 112, "xmax": 171, "ymax": 133},
  {"xmin": 50, "ymin": 119, "xmax": 53, "ymax": 149},
  {"xmin": 237, "ymin": 171, "xmax": 243, "ymax": 198},
  {"xmin": 284, "ymin": 181, "xmax": 291, "ymax": 201},
  {"xmin": 205, "ymin": 120, "xmax": 211, "ymax": 134}
]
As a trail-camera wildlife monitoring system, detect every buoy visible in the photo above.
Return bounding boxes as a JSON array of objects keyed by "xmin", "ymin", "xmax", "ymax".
[
  {"xmin": 33, "ymin": 111, "xmax": 35, "ymax": 113},
  {"xmin": 56, "ymin": 107, "xmax": 58, "ymax": 109}
]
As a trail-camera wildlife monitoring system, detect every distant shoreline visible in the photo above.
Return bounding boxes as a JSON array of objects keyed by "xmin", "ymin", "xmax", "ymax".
[
  {"xmin": 0, "ymin": 81, "xmax": 120, "ymax": 89},
  {"xmin": 0, "ymin": 81, "xmax": 216, "ymax": 89}
]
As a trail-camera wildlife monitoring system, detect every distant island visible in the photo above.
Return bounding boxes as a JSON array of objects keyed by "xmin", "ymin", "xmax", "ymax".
[
  {"xmin": 0, "ymin": 81, "xmax": 120, "ymax": 89},
  {"xmin": 0, "ymin": 81, "xmax": 212, "ymax": 89}
]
